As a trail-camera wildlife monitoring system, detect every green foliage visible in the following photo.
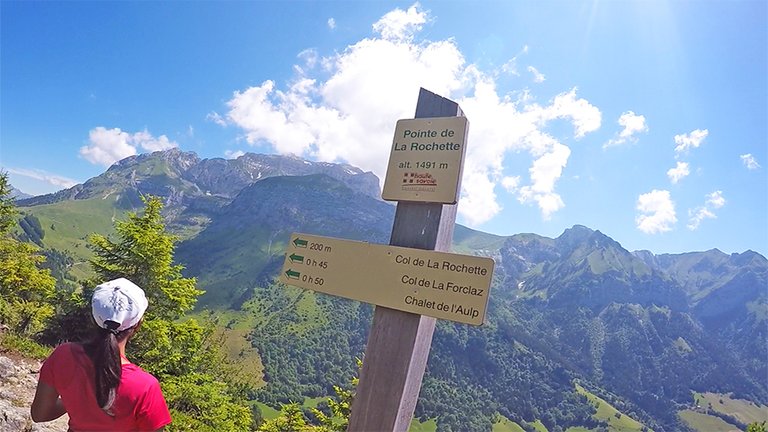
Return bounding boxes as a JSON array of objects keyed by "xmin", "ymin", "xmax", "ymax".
[
  {"xmin": 8, "ymin": 160, "xmax": 765, "ymax": 432},
  {"xmin": 162, "ymin": 373, "xmax": 254, "ymax": 432},
  {"xmin": 575, "ymin": 383, "xmax": 645, "ymax": 431},
  {"xmin": 18, "ymin": 195, "xmax": 128, "ymax": 280},
  {"xmin": 77, "ymin": 194, "xmax": 253, "ymax": 430},
  {"xmin": 747, "ymin": 421, "xmax": 767, "ymax": 432},
  {"xmin": 0, "ymin": 172, "xmax": 17, "ymax": 234},
  {"xmin": 255, "ymin": 358, "xmax": 360, "ymax": 432},
  {"xmin": 39, "ymin": 248, "xmax": 76, "ymax": 285},
  {"xmin": 250, "ymin": 286, "xmax": 370, "ymax": 407},
  {"xmin": 308, "ymin": 358, "xmax": 360, "ymax": 432},
  {"xmin": 257, "ymin": 403, "xmax": 321, "ymax": 432},
  {"xmin": 39, "ymin": 285, "xmax": 92, "ymax": 345},
  {"xmin": 0, "ymin": 172, "xmax": 57, "ymax": 336},
  {"xmin": 18, "ymin": 213, "xmax": 45, "ymax": 246},
  {"xmin": 88, "ymin": 195, "xmax": 202, "ymax": 319},
  {"xmin": 310, "ymin": 384, "xmax": 352, "ymax": 431},
  {"xmin": 0, "ymin": 332, "xmax": 52, "ymax": 359},
  {"xmin": 129, "ymin": 318, "xmax": 206, "ymax": 377}
]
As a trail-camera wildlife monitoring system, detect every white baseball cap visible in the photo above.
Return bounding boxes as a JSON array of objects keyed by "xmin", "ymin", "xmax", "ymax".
[{"xmin": 91, "ymin": 278, "xmax": 148, "ymax": 332}]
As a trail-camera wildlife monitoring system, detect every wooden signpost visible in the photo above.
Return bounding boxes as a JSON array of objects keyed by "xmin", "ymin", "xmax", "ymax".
[
  {"xmin": 279, "ymin": 88, "xmax": 483, "ymax": 431},
  {"xmin": 279, "ymin": 233, "xmax": 493, "ymax": 325},
  {"xmin": 382, "ymin": 116, "xmax": 468, "ymax": 204}
]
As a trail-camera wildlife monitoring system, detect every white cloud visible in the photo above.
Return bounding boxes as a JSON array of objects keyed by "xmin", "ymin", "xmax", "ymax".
[
  {"xmin": 220, "ymin": 3, "xmax": 602, "ymax": 225},
  {"xmin": 5, "ymin": 167, "xmax": 79, "ymax": 189},
  {"xmin": 327, "ymin": 18, "xmax": 336, "ymax": 30},
  {"xmin": 527, "ymin": 66, "xmax": 545, "ymax": 83},
  {"xmin": 79, "ymin": 127, "xmax": 177, "ymax": 166},
  {"xmin": 518, "ymin": 141, "xmax": 571, "ymax": 219},
  {"xmin": 80, "ymin": 127, "xmax": 137, "ymax": 166},
  {"xmin": 131, "ymin": 130, "xmax": 176, "ymax": 152},
  {"xmin": 740, "ymin": 153, "xmax": 761, "ymax": 170},
  {"xmin": 500, "ymin": 58, "xmax": 520, "ymax": 76},
  {"xmin": 460, "ymin": 167, "xmax": 502, "ymax": 224},
  {"xmin": 706, "ymin": 190, "xmax": 725, "ymax": 208},
  {"xmin": 674, "ymin": 129, "xmax": 708, "ymax": 154},
  {"xmin": 501, "ymin": 175, "xmax": 520, "ymax": 192},
  {"xmin": 636, "ymin": 189, "xmax": 677, "ymax": 234},
  {"xmin": 604, "ymin": 111, "xmax": 648, "ymax": 148},
  {"xmin": 539, "ymin": 88, "xmax": 602, "ymax": 139},
  {"xmin": 372, "ymin": 3, "xmax": 428, "ymax": 41},
  {"xmin": 224, "ymin": 150, "xmax": 245, "ymax": 159},
  {"xmin": 688, "ymin": 190, "xmax": 725, "ymax": 230},
  {"xmin": 500, "ymin": 45, "xmax": 530, "ymax": 77},
  {"xmin": 207, "ymin": 112, "xmax": 227, "ymax": 126},
  {"xmin": 687, "ymin": 207, "xmax": 714, "ymax": 230},
  {"xmin": 666, "ymin": 161, "xmax": 690, "ymax": 184}
]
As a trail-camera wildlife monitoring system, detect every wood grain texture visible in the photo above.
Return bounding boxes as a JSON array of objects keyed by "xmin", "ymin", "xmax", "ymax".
[{"xmin": 347, "ymin": 88, "xmax": 465, "ymax": 431}]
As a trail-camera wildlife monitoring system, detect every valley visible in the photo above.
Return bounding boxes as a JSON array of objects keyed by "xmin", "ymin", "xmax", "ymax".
[{"xmin": 14, "ymin": 149, "xmax": 768, "ymax": 431}]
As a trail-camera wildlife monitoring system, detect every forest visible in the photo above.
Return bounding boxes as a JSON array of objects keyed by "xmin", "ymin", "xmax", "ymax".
[{"xmin": 2, "ymin": 170, "xmax": 766, "ymax": 432}]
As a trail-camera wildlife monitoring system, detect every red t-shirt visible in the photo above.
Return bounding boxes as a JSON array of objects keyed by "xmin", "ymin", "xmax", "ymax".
[{"xmin": 39, "ymin": 343, "xmax": 172, "ymax": 431}]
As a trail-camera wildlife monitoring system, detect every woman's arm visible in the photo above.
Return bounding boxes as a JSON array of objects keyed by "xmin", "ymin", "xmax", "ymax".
[{"xmin": 30, "ymin": 380, "xmax": 66, "ymax": 422}]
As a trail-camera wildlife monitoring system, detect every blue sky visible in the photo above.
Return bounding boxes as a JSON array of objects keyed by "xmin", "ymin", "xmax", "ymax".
[{"xmin": 2, "ymin": 1, "xmax": 766, "ymax": 256}]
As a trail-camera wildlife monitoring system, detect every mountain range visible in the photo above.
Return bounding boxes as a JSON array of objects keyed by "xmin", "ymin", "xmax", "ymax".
[
  {"xmin": 15, "ymin": 149, "xmax": 768, "ymax": 431},
  {"xmin": 9, "ymin": 184, "xmax": 32, "ymax": 200}
]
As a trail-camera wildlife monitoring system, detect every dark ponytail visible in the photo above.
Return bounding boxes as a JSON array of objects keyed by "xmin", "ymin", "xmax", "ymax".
[{"xmin": 83, "ymin": 321, "xmax": 124, "ymax": 414}]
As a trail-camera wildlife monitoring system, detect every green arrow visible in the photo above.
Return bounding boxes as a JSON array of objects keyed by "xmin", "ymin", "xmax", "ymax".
[
  {"xmin": 285, "ymin": 269, "xmax": 300, "ymax": 279},
  {"xmin": 289, "ymin": 253, "xmax": 304, "ymax": 264},
  {"xmin": 293, "ymin": 238, "xmax": 308, "ymax": 248}
]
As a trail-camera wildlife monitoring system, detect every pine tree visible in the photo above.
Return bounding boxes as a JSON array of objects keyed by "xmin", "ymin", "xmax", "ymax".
[
  {"xmin": 0, "ymin": 172, "xmax": 56, "ymax": 336},
  {"xmin": 88, "ymin": 195, "xmax": 201, "ymax": 320},
  {"xmin": 258, "ymin": 403, "xmax": 322, "ymax": 432},
  {"xmin": 85, "ymin": 194, "xmax": 252, "ymax": 430}
]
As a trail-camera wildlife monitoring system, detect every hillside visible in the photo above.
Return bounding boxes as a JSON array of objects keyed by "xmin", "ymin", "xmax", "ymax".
[
  {"xmin": 15, "ymin": 149, "xmax": 768, "ymax": 431},
  {"xmin": 175, "ymin": 173, "xmax": 396, "ymax": 307}
]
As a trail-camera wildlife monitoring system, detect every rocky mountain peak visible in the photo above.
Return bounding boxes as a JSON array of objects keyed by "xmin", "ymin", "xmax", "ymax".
[
  {"xmin": 730, "ymin": 250, "xmax": 767, "ymax": 267},
  {"xmin": 9, "ymin": 184, "xmax": 32, "ymax": 200},
  {"xmin": 111, "ymin": 148, "xmax": 200, "ymax": 173},
  {"xmin": 554, "ymin": 224, "xmax": 594, "ymax": 252},
  {"xmin": 19, "ymin": 149, "xmax": 382, "ymax": 209},
  {"xmin": 556, "ymin": 225, "xmax": 624, "ymax": 254}
]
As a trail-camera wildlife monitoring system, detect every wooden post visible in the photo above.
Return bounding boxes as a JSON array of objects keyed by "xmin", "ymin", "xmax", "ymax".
[{"xmin": 347, "ymin": 88, "xmax": 465, "ymax": 431}]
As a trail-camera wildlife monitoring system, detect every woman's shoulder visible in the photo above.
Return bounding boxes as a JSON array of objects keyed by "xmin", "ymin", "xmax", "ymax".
[
  {"xmin": 56, "ymin": 341, "xmax": 81, "ymax": 351},
  {"xmin": 40, "ymin": 342, "xmax": 87, "ymax": 381},
  {"xmin": 47, "ymin": 342, "xmax": 82, "ymax": 360},
  {"xmin": 121, "ymin": 364, "xmax": 161, "ymax": 389}
]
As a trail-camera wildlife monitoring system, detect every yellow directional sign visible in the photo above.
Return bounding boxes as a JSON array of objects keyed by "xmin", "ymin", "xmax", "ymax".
[
  {"xmin": 279, "ymin": 232, "xmax": 494, "ymax": 325},
  {"xmin": 382, "ymin": 116, "xmax": 468, "ymax": 204}
]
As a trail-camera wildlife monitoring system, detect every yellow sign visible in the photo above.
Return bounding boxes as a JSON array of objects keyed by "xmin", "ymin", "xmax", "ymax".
[
  {"xmin": 382, "ymin": 117, "xmax": 468, "ymax": 204},
  {"xmin": 279, "ymin": 233, "xmax": 493, "ymax": 325}
]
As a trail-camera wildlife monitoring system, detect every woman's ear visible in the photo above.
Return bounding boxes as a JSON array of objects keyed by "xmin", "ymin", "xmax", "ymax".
[
  {"xmin": 121, "ymin": 318, "xmax": 143, "ymax": 341},
  {"xmin": 132, "ymin": 318, "xmax": 143, "ymax": 334}
]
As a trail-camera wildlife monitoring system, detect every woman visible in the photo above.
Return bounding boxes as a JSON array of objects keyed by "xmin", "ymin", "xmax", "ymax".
[{"xmin": 31, "ymin": 278, "xmax": 172, "ymax": 431}]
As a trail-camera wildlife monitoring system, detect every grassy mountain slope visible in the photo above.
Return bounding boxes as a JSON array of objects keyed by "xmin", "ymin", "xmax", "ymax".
[
  {"xmin": 681, "ymin": 391, "xmax": 768, "ymax": 431},
  {"xmin": 18, "ymin": 195, "xmax": 125, "ymax": 279},
  {"xmin": 17, "ymin": 152, "xmax": 767, "ymax": 432},
  {"xmin": 452, "ymin": 224, "xmax": 507, "ymax": 255},
  {"xmin": 176, "ymin": 174, "xmax": 395, "ymax": 308},
  {"xmin": 571, "ymin": 383, "xmax": 645, "ymax": 432}
]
